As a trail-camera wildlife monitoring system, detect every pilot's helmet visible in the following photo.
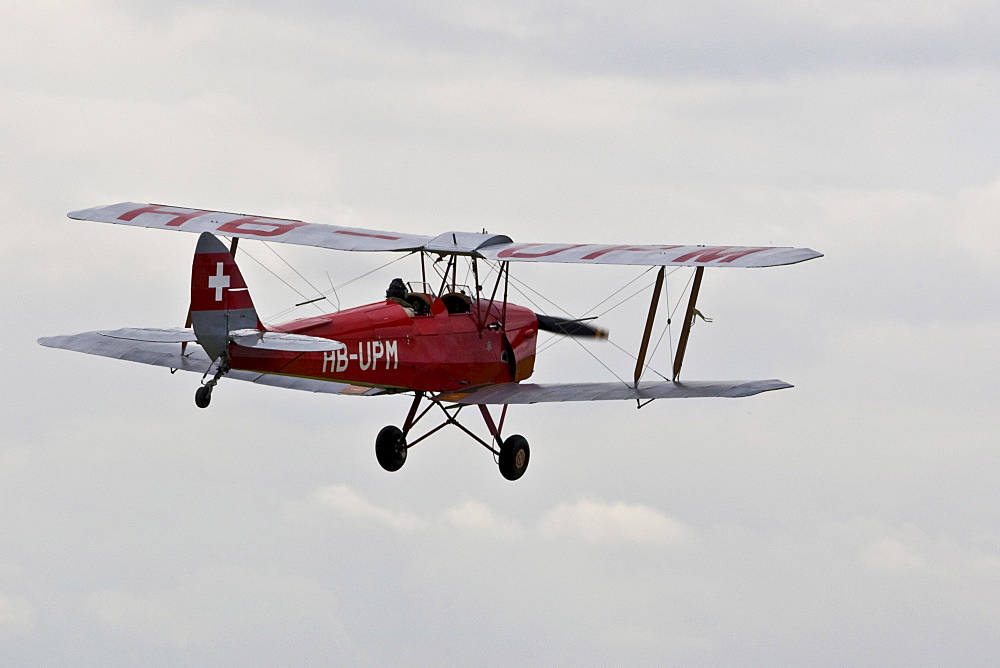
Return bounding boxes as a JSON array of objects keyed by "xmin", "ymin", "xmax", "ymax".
[{"xmin": 386, "ymin": 278, "xmax": 407, "ymax": 299}]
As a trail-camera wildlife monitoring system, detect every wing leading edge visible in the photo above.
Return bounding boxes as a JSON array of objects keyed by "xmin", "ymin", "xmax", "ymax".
[{"xmin": 70, "ymin": 202, "xmax": 821, "ymax": 268}]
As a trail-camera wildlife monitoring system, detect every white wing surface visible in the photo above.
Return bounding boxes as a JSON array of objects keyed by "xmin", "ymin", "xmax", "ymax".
[
  {"xmin": 69, "ymin": 202, "xmax": 432, "ymax": 252},
  {"xmin": 70, "ymin": 202, "xmax": 821, "ymax": 268},
  {"xmin": 478, "ymin": 243, "xmax": 820, "ymax": 267},
  {"xmin": 98, "ymin": 327, "xmax": 199, "ymax": 343},
  {"xmin": 440, "ymin": 379, "xmax": 792, "ymax": 404},
  {"xmin": 38, "ymin": 331, "xmax": 385, "ymax": 396}
]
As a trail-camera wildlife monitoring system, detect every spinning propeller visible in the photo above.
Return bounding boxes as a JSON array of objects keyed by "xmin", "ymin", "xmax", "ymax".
[{"xmin": 535, "ymin": 314, "xmax": 608, "ymax": 339}]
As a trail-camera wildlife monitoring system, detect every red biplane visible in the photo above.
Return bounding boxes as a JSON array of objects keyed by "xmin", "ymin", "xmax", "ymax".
[{"xmin": 39, "ymin": 202, "xmax": 821, "ymax": 480}]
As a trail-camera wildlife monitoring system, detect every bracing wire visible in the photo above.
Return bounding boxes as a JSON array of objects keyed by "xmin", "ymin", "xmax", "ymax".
[
  {"xmin": 506, "ymin": 278, "xmax": 629, "ymax": 384},
  {"xmin": 532, "ymin": 278, "xmax": 659, "ymax": 356},
  {"xmin": 325, "ymin": 272, "xmax": 341, "ymax": 311},
  {"xmin": 639, "ymin": 268, "xmax": 699, "ymax": 382},
  {"xmin": 261, "ymin": 241, "xmax": 333, "ymax": 307},
  {"xmin": 461, "ymin": 257, "xmax": 473, "ymax": 290},
  {"xmin": 503, "ymin": 263, "xmax": 692, "ymax": 384},
  {"xmin": 237, "ymin": 248, "xmax": 327, "ymax": 318},
  {"xmin": 261, "ymin": 250, "xmax": 412, "ymax": 322},
  {"xmin": 332, "ymin": 252, "xmax": 412, "ymax": 292},
  {"xmin": 580, "ymin": 266, "xmax": 658, "ymax": 318},
  {"xmin": 498, "ymin": 267, "xmax": 676, "ymax": 385},
  {"xmin": 669, "ymin": 268, "xmax": 697, "ymax": 321}
]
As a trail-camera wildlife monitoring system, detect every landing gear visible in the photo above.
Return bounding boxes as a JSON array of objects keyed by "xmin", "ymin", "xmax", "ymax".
[
  {"xmin": 194, "ymin": 354, "xmax": 230, "ymax": 409},
  {"xmin": 375, "ymin": 425, "xmax": 407, "ymax": 472},
  {"xmin": 499, "ymin": 434, "xmax": 530, "ymax": 481},
  {"xmin": 194, "ymin": 385, "xmax": 212, "ymax": 408},
  {"xmin": 375, "ymin": 393, "xmax": 530, "ymax": 480}
]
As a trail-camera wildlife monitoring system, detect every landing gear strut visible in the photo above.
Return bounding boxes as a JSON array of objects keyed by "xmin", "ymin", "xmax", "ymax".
[
  {"xmin": 374, "ymin": 392, "xmax": 530, "ymax": 480},
  {"xmin": 194, "ymin": 354, "xmax": 230, "ymax": 409}
]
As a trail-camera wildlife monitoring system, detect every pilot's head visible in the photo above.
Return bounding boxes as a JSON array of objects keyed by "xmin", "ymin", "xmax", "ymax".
[{"xmin": 386, "ymin": 278, "xmax": 406, "ymax": 299}]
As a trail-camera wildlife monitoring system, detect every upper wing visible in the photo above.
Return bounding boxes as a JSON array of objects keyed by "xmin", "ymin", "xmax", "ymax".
[
  {"xmin": 69, "ymin": 202, "xmax": 433, "ymax": 252},
  {"xmin": 478, "ymin": 243, "xmax": 820, "ymax": 268},
  {"xmin": 439, "ymin": 379, "xmax": 791, "ymax": 404},
  {"xmin": 38, "ymin": 330, "xmax": 386, "ymax": 397},
  {"xmin": 70, "ymin": 202, "xmax": 820, "ymax": 267}
]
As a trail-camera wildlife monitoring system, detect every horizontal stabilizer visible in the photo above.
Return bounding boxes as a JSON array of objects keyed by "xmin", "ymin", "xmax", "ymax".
[
  {"xmin": 229, "ymin": 329, "xmax": 346, "ymax": 352},
  {"xmin": 440, "ymin": 379, "xmax": 792, "ymax": 405}
]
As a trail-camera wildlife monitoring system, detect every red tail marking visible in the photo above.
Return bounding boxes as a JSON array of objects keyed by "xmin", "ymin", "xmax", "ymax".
[{"xmin": 192, "ymin": 252, "xmax": 253, "ymax": 311}]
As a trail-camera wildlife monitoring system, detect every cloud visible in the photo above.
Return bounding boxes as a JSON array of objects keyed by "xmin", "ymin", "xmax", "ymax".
[
  {"xmin": 288, "ymin": 486, "xmax": 692, "ymax": 547},
  {"xmin": 291, "ymin": 484, "xmax": 425, "ymax": 532},
  {"xmin": 85, "ymin": 567, "xmax": 357, "ymax": 660},
  {"xmin": 0, "ymin": 593, "xmax": 36, "ymax": 636},
  {"xmin": 444, "ymin": 499, "xmax": 524, "ymax": 540},
  {"xmin": 860, "ymin": 537, "xmax": 929, "ymax": 572},
  {"xmin": 287, "ymin": 486, "xmax": 525, "ymax": 539},
  {"xmin": 538, "ymin": 498, "xmax": 688, "ymax": 546},
  {"xmin": 955, "ymin": 176, "xmax": 1000, "ymax": 273}
]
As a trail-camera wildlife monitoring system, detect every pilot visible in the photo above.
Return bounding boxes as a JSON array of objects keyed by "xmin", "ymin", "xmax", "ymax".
[
  {"xmin": 386, "ymin": 278, "xmax": 430, "ymax": 316},
  {"xmin": 386, "ymin": 278, "xmax": 408, "ymax": 303}
]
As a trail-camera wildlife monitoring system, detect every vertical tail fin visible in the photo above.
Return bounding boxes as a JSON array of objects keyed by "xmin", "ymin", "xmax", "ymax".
[{"xmin": 191, "ymin": 232, "xmax": 261, "ymax": 360}]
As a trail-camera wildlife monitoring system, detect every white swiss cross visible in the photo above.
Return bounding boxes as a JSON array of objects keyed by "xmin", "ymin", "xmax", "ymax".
[{"xmin": 208, "ymin": 262, "xmax": 230, "ymax": 301}]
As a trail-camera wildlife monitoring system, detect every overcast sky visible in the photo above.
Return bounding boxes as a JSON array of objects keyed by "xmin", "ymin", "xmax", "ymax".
[{"xmin": 3, "ymin": 0, "xmax": 999, "ymax": 665}]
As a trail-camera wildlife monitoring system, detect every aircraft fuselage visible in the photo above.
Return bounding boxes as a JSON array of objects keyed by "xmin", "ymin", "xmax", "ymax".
[{"xmin": 228, "ymin": 297, "xmax": 538, "ymax": 392}]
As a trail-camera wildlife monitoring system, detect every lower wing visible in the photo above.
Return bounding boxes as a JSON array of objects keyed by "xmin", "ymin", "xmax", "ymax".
[
  {"xmin": 39, "ymin": 330, "xmax": 791, "ymax": 404},
  {"xmin": 438, "ymin": 379, "xmax": 791, "ymax": 404},
  {"xmin": 38, "ymin": 330, "xmax": 386, "ymax": 397}
]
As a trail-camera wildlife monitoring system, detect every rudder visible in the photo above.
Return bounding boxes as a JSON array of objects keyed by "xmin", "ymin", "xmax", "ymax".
[{"xmin": 190, "ymin": 232, "xmax": 261, "ymax": 360}]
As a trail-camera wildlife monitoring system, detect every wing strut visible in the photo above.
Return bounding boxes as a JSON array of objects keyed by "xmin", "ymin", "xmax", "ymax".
[
  {"xmin": 633, "ymin": 266, "xmax": 665, "ymax": 387},
  {"xmin": 672, "ymin": 266, "xmax": 705, "ymax": 381}
]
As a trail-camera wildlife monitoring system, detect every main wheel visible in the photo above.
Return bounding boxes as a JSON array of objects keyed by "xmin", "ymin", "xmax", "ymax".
[
  {"xmin": 375, "ymin": 425, "xmax": 407, "ymax": 472},
  {"xmin": 498, "ymin": 434, "xmax": 529, "ymax": 481},
  {"xmin": 194, "ymin": 385, "xmax": 212, "ymax": 409}
]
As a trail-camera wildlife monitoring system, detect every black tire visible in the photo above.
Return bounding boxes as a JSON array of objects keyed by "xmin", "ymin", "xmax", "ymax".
[
  {"xmin": 194, "ymin": 385, "xmax": 212, "ymax": 409},
  {"xmin": 499, "ymin": 434, "xmax": 529, "ymax": 481},
  {"xmin": 375, "ymin": 425, "xmax": 407, "ymax": 472}
]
